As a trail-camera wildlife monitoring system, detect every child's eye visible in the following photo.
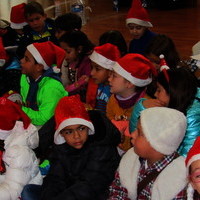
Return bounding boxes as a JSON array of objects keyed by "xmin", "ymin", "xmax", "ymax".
[{"xmin": 78, "ymin": 126, "xmax": 86, "ymax": 131}]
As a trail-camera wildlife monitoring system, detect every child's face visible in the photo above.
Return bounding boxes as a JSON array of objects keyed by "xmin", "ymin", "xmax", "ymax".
[
  {"xmin": 60, "ymin": 42, "xmax": 78, "ymax": 63},
  {"xmin": 127, "ymin": 23, "xmax": 147, "ymax": 39},
  {"xmin": 108, "ymin": 71, "xmax": 131, "ymax": 96},
  {"xmin": 91, "ymin": 62, "xmax": 110, "ymax": 84},
  {"xmin": 190, "ymin": 160, "xmax": 200, "ymax": 194},
  {"xmin": 131, "ymin": 120, "xmax": 154, "ymax": 159},
  {"xmin": 146, "ymin": 53, "xmax": 161, "ymax": 72},
  {"xmin": 55, "ymin": 29, "xmax": 66, "ymax": 39},
  {"xmin": 154, "ymin": 82, "xmax": 170, "ymax": 107},
  {"xmin": 26, "ymin": 13, "xmax": 46, "ymax": 33},
  {"xmin": 60, "ymin": 124, "xmax": 89, "ymax": 149}
]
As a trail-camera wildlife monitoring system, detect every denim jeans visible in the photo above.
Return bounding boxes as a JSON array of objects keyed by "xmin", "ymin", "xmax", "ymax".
[{"xmin": 21, "ymin": 184, "xmax": 42, "ymax": 200}]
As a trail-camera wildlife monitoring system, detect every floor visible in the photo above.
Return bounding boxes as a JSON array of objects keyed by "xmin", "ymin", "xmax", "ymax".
[{"xmin": 82, "ymin": 0, "xmax": 200, "ymax": 60}]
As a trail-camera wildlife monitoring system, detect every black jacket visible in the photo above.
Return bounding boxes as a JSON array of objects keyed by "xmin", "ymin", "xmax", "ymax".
[{"xmin": 41, "ymin": 110, "xmax": 121, "ymax": 200}]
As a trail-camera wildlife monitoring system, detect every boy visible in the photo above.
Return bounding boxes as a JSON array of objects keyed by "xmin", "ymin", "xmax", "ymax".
[
  {"xmin": 17, "ymin": 1, "xmax": 58, "ymax": 59},
  {"xmin": 126, "ymin": 0, "xmax": 156, "ymax": 54},
  {"xmin": 21, "ymin": 95, "xmax": 121, "ymax": 200},
  {"xmin": 54, "ymin": 12, "xmax": 82, "ymax": 39},
  {"xmin": 109, "ymin": 107, "xmax": 188, "ymax": 199},
  {"xmin": 86, "ymin": 43, "xmax": 121, "ymax": 112},
  {"xmin": 107, "ymin": 53, "xmax": 157, "ymax": 152},
  {"xmin": 20, "ymin": 41, "xmax": 68, "ymax": 127}
]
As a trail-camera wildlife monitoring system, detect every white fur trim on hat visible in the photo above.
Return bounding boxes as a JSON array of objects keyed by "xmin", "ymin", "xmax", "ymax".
[
  {"xmin": 191, "ymin": 54, "xmax": 200, "ymax": 61},
  {"xmin": 54, "ymin": 118, "xmax": 95, "ymax": 145},
  {"xmin": 186, "ymin": 154, "xmax": 200, "ymax": 172},
  {"xmin": 126, "ymin": 18, "xmax": 153, "ymax": 27},
  {"xmin": 89, "ymin": 50, "xmax": 115, "ymax": 70},
  {"xmin": 113, "ymin": 62, "xmax": 152, "ymax": 87},
  {"xmin": 27, "ymin": 44, "xmax": 49, "ymax": 70},
  {"xmin": 0, "ymin": 129, "xmax": 11, "ymax": 140},
  {"xmin": 10, "ymin": 22, "xmax": 27, "ymax": 29}
]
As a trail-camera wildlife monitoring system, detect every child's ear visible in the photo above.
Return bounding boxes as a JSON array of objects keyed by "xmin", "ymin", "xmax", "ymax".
[
  {"xmin": 126, "ymin": 81, "xmax": 134, "ymax": 89},
  {"xmin": 36, "ymin": 63, "xmax": 44, "ymax": 72}
]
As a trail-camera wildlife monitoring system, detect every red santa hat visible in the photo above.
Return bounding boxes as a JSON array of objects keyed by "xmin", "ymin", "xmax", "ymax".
[
  {"xmin": 126, "ymin": 0, "xmax": 153, "ymax": 27},
  {"xmin": 112, "ymin": 53, "xmax": 157, "ymax": 87},
  {"xmin": 185, "ymin": 136, "xmax": 200, "ymax": 171},
  {"xmin": 27, "ymin": 41, "xmax": 66, "ymax": 72},
  {"xmin": 0, "ymin": 97, "xmax": 31, "ymax": 140},
  {"xmin": 10, "ymin": 3, "xmax": 27, "ymax": 29},
  {"xmin": 159, "ymin": 54, "xmax": 170, "ymax": 82},
  {"xmin": 89, "ymin": 43, "xmax": 121, "ymax": 70},
  {"xmin": 0, "ymin": 37, "xmax": 9, "ymax": 67},
  {"xmin": 54, "ymin": 95, "xmax": 95, "ymax": 145}
]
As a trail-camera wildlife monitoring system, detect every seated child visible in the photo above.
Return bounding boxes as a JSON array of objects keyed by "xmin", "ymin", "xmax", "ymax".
[
  {"xmin": 109, "ymin": 107, "xmax": 188, "ymax": 199},
  {"xmin": 0, "ymin": 97, "xmax": 42, "ymax": 200},
  {"xmin": 126, "ymin": 0, "xmax": 156, "ymax": 54},
  {"xmin": 186, "ymin": 136, "xmax": 200, "ymax": 199},
  {"xmin": 20, "ymin": 41, "xmax": 68, "ymax": 127},
  {"xmin": 107, "ymin": 53, "xmax": 157, "ymax": 152},
  {"xmin": 21, "ymin": 95, "xmax": 121, "ymax": 200},
  {"xmin": 86, "ymin": 43, "xmax": 121, "ymax": 112},
  {"xmin": 54, "ymin": 12, "xmax": 82, "ymax": 39},
  {"xmin": 17, "ymin": 1, "xmax": 58, "ymax": 59}
]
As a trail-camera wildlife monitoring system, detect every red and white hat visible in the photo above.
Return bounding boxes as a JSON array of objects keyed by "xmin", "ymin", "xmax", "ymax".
[
  {"xmin": 89, "ymin": 43, "xmax": 121, "ymax": 70},
  {"xmin": 112, "ymin": 53, "xmax": 157, "ymax": 87},
  {"xmin": 0, "ymin": 97, "xmax": 31, "ymax": 140},
  {"xmin": 185, "ymin": 136, "xmax": 200, "ymax": 170},
  {"xmin": 54, "ymin": 95, "xmax": 95, "ymax": 145},
  {"xmin": 0, "ymin": 37, "xmax": 9, "ymax": 67},
  {"xmin": 126, "ymin": 0, "xmax": 153, "ymax": 27},
  {"xmin": 10, "ymin": 3, "xmax": 27, "ymax": 29},
  {"xmin": 27, "ymin": 41, "xmax": 66, "ymax": 71}
]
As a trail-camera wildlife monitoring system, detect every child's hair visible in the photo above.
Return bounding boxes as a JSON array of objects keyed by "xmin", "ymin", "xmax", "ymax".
[
  {"xmin": 157, "ymin": 67, "xmax": 198, "ymax": 114},
  {"xmin": 99, "ymin": 30, "xmax": 127, "ymax": 56},
  {"xmin": 55, "ymin": 13, "xmax": 82, "ymax": 32},
  {"xmin": 24, "ymin": 1, "xmax": 45, "ymax": 18},
  {"xmin": 59, "ymin": 30, "xmax": 94, "ymax": 60},
  {"xmin": 145, "ymin": 34, "xmax": 180, "ymax": 68}
]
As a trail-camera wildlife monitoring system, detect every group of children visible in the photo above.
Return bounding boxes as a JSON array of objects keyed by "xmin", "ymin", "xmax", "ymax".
[{"xmin": 0, "ymin": 0, "xmax": 200, "ymax": 199}]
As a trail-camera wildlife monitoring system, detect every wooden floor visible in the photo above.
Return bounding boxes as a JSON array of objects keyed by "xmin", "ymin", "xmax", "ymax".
[{"xmin": 82, "ymin": 0, "xmax": 200, "ymax": 60}]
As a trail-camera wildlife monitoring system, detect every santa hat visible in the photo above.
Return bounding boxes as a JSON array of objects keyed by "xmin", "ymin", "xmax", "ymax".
[
  {"xmin": 159, "ymin": 54, "xmax": 170, "ymax": 82},
  {"xmin": 0, "ymin": 97, "xmax": 31, "ymax": 140},
  {"xmin": 10, "ymin": 3, "xmax": 27, "ymax": 29},
  {"xmin": 27, "ymin": 41, "xmax": 66, "ymax": 72},
  {"xmin": 0, "ymin": 37, "xmax": 9, "ymax": 67},
  {"xmin": 54, "ymin": 95, "xmax": 95, "ymax": 145},
  {"xmin": 140, "ymin": 107, "xmax": 186, "ymax": 155},
  {"xmin": 89, "ymin": 43, "xmax": 121, "ymax": 70},
  {"xmin": 126, "ymin": 0, "xmax": 153, "ymax": 27},
  {"xmin": 112, "ymin": 53, "xmax": 157, "ymax": 87}
]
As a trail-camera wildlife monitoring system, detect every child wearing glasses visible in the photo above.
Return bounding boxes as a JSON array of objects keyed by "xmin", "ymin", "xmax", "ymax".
[{"xmin": 21, "ymin": 95, "xmax": 121, "ymax": 200}]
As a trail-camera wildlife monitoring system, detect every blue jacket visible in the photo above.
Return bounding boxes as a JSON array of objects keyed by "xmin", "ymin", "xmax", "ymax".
[{"xmin": 130, "ymin": 88, "xmax": 200, "ymax": 157}]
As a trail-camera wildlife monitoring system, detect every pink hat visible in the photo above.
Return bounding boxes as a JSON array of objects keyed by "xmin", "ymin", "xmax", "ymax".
[
  {"xmin": 89, "ymin": 43, "xmax": 121, "ymax": 70},
  {"xmin": 0, "ymin": 97, "xmax": 31, "ymax": 140},
  {"xmin": 126, "ymin": 0, "xmax": 153, "ymax": 27},
  {"xmin": 0, "ymin": 37, "xmax": 9, "ymax": 67},
  {"xmin": 10, "ymin": 3, "xmax": 27, "ymax": 29},
  {"xmin": 27, "ymin": 41, "xmax": 66, "ymax": 71},
  {"xmin": 185, "ymin": 137, "xmax": 200, "ymax": 170},
  {"xmin": 112, "ymin": 53, "xmax": 157, "ymax": 87},
  {"xmin": 54, "ymin": 95, "xmax": 95, "ymax": 145}
]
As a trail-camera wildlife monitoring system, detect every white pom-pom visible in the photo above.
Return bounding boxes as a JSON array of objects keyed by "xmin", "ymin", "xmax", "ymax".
[{"xmin": 53, "ymin": 66, "xmax": 60, "ymax": 73}]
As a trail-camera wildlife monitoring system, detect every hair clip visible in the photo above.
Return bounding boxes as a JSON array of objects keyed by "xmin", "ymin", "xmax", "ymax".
[{"xmin": 159, "ymin": 54, "xmax": 170, "ymax": 82}]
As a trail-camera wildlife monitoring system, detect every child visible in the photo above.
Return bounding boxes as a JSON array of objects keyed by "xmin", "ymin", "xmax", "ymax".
[
  {"xmin": 126, "ymin": 0, "xmax": 156, "ymax": 54},
  {"xmin": 99, "ymin": 30, "xmax": 127, "ymax": 56},
  {"xmin": 86, "ymin": 43, "xmax": 121, "ymax": 112},
  {"xmin": 107, "ymin": 53, "xmax": 157, "ymax": 152},
  {"xmin": 20, "ymin": 41, "xmax": 68, "ymax": 127},
  {"xmin": 109, "ymin": 107, "xmax": 188, "ymax": 199},
  {"xmin": 0, "ymin": 97, "xmax": 42, "ymax": 200},
  {"xmin": 130, "ymin": 67, "xmax": 200, "ymax": 157},
  {"xmin": 17, "ymin": 1, "xmax": 58, "ymax": 59},
  {"xmin": 59, "ymin": 30, "xmax": 94, "ymax": 100},
  {"xmin": 55, "ymin": 12, "xmax": 82, "ymax": 39},
  {"xmin": 186, "ymin": 136, "xmax": 200, "ymax": 199},
  {"xmin": 21, "ymin": 95, "xmax": 121, "ymax": 200}
]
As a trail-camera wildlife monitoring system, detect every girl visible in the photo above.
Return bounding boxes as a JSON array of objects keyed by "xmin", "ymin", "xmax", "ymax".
[
  {"xmin": 130, "ymin": 67, "xmax": 200, "ymax": 157},
  {"xmin": 59, "ymin": 30, "xmax": 94, "ymax": 101}
]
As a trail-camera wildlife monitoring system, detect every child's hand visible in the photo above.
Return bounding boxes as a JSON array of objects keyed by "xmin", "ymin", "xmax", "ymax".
[{"xmin": 143, "ymin": 99, "xmax": 165, "ymax": 108}]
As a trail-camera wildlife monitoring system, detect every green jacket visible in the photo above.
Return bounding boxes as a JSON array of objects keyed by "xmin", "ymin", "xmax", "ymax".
[{"xmin": 20, "ymin": 74, "xmax": 68, "ymax": 126}]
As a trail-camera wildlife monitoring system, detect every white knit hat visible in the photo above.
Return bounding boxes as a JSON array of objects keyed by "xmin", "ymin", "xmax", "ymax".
[{"xmin": 140, "ymin": 107, "xmax": 187, "ymax": 155}]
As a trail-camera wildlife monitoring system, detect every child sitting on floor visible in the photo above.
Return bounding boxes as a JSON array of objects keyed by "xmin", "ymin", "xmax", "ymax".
[{"xmin": 109, "ymin": 107, "xmax": 188, "ymax": 199}]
